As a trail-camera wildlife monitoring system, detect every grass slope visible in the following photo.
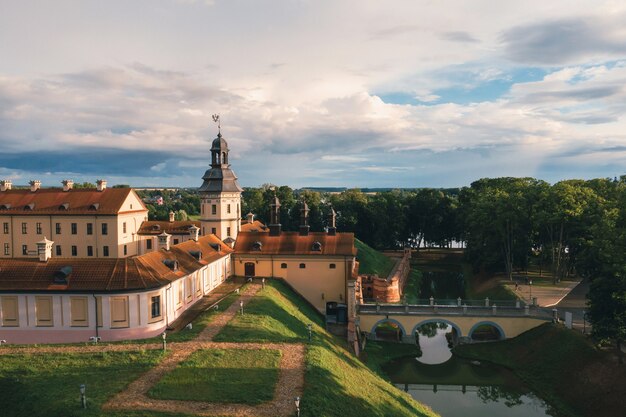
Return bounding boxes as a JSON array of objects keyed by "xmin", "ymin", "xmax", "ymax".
[
  {"xmin": 454, "ymin": 323, "xmax": 626, "ymax": 417},
  {"xmin": 0, "ymin": 350, "xmax": 183, "ymax": 417},
  {"xmin": 215, "ymin": 280, "xmax": 438, "ymax": 417},
  {"xmin": 149, "ymin": 348, "xmax": 281, "ymax": 404},
  {"xmin": 355, "ymin": 239, "xmax": 396, "ymax": 277}
]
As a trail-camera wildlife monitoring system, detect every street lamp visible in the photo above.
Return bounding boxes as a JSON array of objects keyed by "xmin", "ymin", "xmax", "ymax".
[
  {"xmin": 80, "ymin": 384, "xmax": 86, "ymax": 409},
  {"xmin": 529, "ymin": 280, "xmax": 533, "ymax": 306},
  {"xmin": 583, "ymin": 310, "xmax": 587, "ymax": 334},
  {"xmin": 240, "ymin": 300, "xmax": 244, "ymax": 315},
  {"xmin": 307, "ymin": 323, "xmax": 312, "ymax": 342},
  {"xmin": 162, "ymin": 331, "xmax": 167, "ymax": 351},
  {"xmin": 295, "ymin": 396, "xmax": 300, "ymax": 417}
]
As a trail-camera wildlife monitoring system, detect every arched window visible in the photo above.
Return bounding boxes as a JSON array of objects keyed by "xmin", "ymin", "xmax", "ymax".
[
  {"xmin": 311, "ymin": 241, "xmax": 322, "ymax": 251},
  {"xmin": 281, "ymin": 263, "xmax": 287, "ymax": 269},
  {"xmin": 299, "ymin": 263, "xmax": 306, "ymax": 269}
]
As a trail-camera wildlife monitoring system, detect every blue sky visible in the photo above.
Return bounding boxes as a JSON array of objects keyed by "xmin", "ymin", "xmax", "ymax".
[{"xmin": 0, "ymin": 0, "xmax": 625, "ymax": 188}]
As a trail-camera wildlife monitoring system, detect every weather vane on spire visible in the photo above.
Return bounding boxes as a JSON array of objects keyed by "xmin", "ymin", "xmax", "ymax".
[{"xmin": 212, "ymin": 114, "xmax": 221, "ymax": 134}]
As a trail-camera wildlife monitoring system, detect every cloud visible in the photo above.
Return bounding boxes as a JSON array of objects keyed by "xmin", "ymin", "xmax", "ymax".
[
  {"xmin": 501, "ymin": 15, "xmax": 626, "ymax": 65},
  {"xmin": 440, "ymin": 31, "xmax": 480, "ymax": 43}
]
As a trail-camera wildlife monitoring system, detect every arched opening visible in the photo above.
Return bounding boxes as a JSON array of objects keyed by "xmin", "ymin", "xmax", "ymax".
[
  {"xmin": 411, "ymin": 319, "xmax": 461, "ymax": 364},
  {"xmin": 371, "ymin": 319, "xmax": 406, "ymax": 343},
  {"xmin": 469, "ymin": 322, "xmax": 505, "ymax": 342}
]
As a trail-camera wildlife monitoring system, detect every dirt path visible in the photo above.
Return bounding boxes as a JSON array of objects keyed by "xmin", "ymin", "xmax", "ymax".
[{"xmin": 100, "ymin": 283, "xmax": 306, "ymax": 417}]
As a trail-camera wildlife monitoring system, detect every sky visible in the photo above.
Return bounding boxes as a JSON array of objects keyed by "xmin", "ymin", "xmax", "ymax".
[{"xmin": 0, "ymin": 0, "xmax": 625, "ymax": 189}]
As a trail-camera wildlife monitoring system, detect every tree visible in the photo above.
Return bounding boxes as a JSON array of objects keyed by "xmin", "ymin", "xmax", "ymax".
[{"xmin": 588, "ymin": 272, "xmax": 626, "ymax": 363}]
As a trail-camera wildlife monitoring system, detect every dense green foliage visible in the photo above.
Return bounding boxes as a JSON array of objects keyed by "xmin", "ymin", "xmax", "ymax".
[
  {"xmin": 148, "ymin": 348, "xmax": 281, "ymax": 404},
  {"xmin": 454, "ymin": 324, "xmax": 626, "ymax": 417},
  {"xmin": 215, "ymin": 280, "xmax": 438, "ymax": 417},
  {"xmin": 136, "ymin": 189, "xmax": 201, "ymax": 221},
  {"xmin": 0, "ymin": 351, "xmax": 168, "ymax": 417},
  {"xmin": 355, "ymin": 239, "xmax": 396, "ymax": 277}
]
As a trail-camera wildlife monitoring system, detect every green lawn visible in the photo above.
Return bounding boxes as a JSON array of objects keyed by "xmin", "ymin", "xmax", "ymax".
[
  {"xmin": 148, "ymin": 348, "xmax": 281, "ymax": 404},
  {"xmin": 215, "ymin": 279, "xmax": 438, "ymax": 417},
  {"xmin": 0, "ymin": 350, "xmax": 179, "ymax": 417},
  {"xmin": 403, "ymin": 268, "xmax": 423, "ymax": 304},
  {"xmin": 454, "ymin": 324, "xmax": 626, "ymax": 417},
  {"xmin": 355, "ymin": 239, "xmax": 396, "ymax": 277}
]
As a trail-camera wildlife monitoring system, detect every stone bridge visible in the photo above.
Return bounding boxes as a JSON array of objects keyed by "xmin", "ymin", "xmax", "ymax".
[{"xmin": 357, "ymin": 302, "xmax": 554, "ymax": 343}]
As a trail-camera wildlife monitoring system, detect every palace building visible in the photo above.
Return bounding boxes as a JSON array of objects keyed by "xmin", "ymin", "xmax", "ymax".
[{"xmin": 0, "ymin": 128, "xmax": 357, "ymax": 343}]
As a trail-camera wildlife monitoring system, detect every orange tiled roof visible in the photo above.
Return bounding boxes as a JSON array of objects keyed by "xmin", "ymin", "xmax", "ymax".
[
  {"xmin": 0, "ymin": 235, "xmax": 231, "ymax": 292},
  {"xmin": 240, "ymin": 220, "xmax": 267, "ymax": 233},
  {"xmin": 0, "ymin": 188, "xmax": 145, "ymax": 215},
  {"xmin": 138, "ymin": 221, "xmax": 201, "ymax": 235},
  {"xmin": 234, "ymin": 231, "xmax": 356, "ymax": 256}
]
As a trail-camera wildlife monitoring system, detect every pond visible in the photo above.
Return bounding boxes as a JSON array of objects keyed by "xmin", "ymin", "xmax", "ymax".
[{"xmin": 382, "ymin": 324, "xmax": 556, "ymax": 417}]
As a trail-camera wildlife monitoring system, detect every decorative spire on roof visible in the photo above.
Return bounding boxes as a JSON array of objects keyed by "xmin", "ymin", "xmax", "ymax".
[{"xmin": 212, "ymin": 113, "xmax": 221, "ymax": 135}]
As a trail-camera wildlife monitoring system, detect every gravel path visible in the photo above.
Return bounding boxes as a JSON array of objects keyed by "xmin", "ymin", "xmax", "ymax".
[{"xmin": 98, "ymin": 283, "xmax": 307, "ymax": 417}]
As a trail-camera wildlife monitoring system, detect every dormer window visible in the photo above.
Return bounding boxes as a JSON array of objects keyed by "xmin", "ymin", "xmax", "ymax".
[
  {"xmin": 189, "ymin": 250, "xmax": 202, "ymax": 260},
  {"xmin": 24, "ymin": 203, "xmax": 35, "ymax": 211},
  {"xmin": 162, "ymin": 259, "xmax": 179, "ymax": 271},
  {"xmin": 0, "ymin": 204, "xmax": 10, "ymax": 210},
  {"xmin": 312, "ymin": 241, "xmax": 322, "ymax": 252},
  {"xmin": 209, "ymin": 243, "xmax": 221, "ymax": 251},
  {"xmin": 89, "ymin": 203, "xmax": 99, "ymax": 211},
  {"xmin": 53, "ymin": 266, "xmax": 72, "ymax": 285},
  {"xmin": 151, "ymin": 224, "xmax": 161, "ymax": 231},
  {"xmin": 252, "ymin": 241, "xmax": 263, "ymax": 251},
  {"xmin": 58, "ymin": 203, "xmax": 69, "ymax": 210}
]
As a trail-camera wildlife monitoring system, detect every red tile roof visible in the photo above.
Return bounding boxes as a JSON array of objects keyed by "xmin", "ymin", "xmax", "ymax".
[
  {"xmin": 240, "ymin": 220, "xmax": 267, "ymax": 233},
  {"xmin": 0, "ymin": 188, "xmax": 145, "ymax": 215},
  {"xmin": 0, "ymin": 235, "xmax": 231, "ymax": 292},
  {"xmin": 138, "ymin": 221, "xmax": 201, "ymax": 235},
  {"xmin": 234, "ymin": 231, "xmax": 356, "ymax": 256}
]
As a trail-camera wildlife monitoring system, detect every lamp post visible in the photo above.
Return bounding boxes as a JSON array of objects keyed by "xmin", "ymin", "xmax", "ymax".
[
  {"xmin": 295, "ymin": 396, "xmax": 300, "ymax": 417},
  {"xmin": 583, "ymin": 310, "xmax": 587, "ymax": 334},
  {"xmin": 307, "ymin": 323, "xmax": 312, "ymax": 342},
  {"xmin": 162, "ymin": 331, "xmax": 167, "ymax": 351},
  {"xmin": 529, "ymin": 280, "xmax": 533, "ymax": 306},
  {"xmin": 80, "ymin": 384, "xmax": 86, "ymax": 409},
  {"xmin": 240, "ymin": 301, "xmax": 244, "ymax": 315}
]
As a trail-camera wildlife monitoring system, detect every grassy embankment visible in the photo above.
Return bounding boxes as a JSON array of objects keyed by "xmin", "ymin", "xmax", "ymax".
[
  {"xmin": 149, "ymin": 348, "xmax": 281, "ymax": 404},
  {"xmin": 355, "ymin": 238, "xmax": 395, "ymax": 277},
  {"xmin": 454, "ymin": 323, "xmax": 626, "ymax": 417},
  {"xmin": 214, "ymin": 279, "xmax": 438, "ymax": 417}
]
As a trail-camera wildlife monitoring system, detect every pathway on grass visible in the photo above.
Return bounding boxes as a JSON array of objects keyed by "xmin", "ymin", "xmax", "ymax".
[{"xmin": 102, "ymin": 283, "xmax": 307, "ymax": 417}]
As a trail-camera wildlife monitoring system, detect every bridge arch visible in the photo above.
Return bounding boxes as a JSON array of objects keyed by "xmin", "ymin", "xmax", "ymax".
[
  {"xmin": 468, "ymin": 321, "xmax": 506, "ymax": 341},
  {"xmin": 369, "ymin": 318, "xmax": 407, "ymax": 336},
  {"xmin": 411, "ymin": 318, "xmax": 462, "ymax": 338}
]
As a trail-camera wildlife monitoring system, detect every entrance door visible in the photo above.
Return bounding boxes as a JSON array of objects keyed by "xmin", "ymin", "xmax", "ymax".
[{"xmin": 244, "ymin": 262, "xmax": 255, "ymax": 277}]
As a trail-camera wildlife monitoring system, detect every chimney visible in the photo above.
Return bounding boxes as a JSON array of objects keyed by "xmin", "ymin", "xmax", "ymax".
[
  {"xmin": 327, "ymin": 206, "xmax": 337, "ymax": 236},
  {"xmin": 269, "ymin": 196, "xmax": 282, "ymax": 236},
  {"xmin": 246, "ymin": 212, "xmax": 255, "ymax": 223},
  {"xmin": 36, "ymin": 237, "xmax": 54, "ymax": 262},
  {"xmin": 158, "ymin": 231, "xmax": 171, "ymax": 251},
  {"xmin": 299, "ymin": 200, "xmax": 310, "ymax": 236},
  {"xmin": 29, "ymin": 180, "xmax": 41, "ymax": 192},
  {"xmin": 96, "ymin": 179, "xmax": 107, "ymax": 192},
  {"xmin": 189, "ymin": 225, "xmax": 200, "ymax": 242},
  {"xmin": 0, "ymin": 180, "xmax": 11, "ymax": 191},
  {"xmin": 62, "ymin": 179, "xmax": 74, "ymax": 192},
  {"xmin": 169, "ymin": 211, "xmax": 175, "ymax": 223}
]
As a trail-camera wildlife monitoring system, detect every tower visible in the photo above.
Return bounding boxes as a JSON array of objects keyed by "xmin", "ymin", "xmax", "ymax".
[{"xmin": 198, "ymin": 126, "xmax": 243, "ymax": 241}]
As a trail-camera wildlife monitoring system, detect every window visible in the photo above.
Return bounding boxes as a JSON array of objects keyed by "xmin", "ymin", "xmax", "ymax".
[
  {"xmin": 176, "ymin": 282, "xmax": 183, "ymax": 306},
  {"xmin": 87, "ymin": 246, "xmax": 93, "ymax": 257},
  {"xmin": 1, "ymin": 296, "xmax": 19, "ymax": 326},
  {"xmin": 130, "ymin": 204, "xmax": 133, "ymax": 209},
  {"xmin": 173, "ymin": 239, "xmax": 179, "ymax": 245},
  {"xmin": 281, "ymin": 263, "xmax": 287, "ymax": 269},
  {"xmin": 329, "ymin": 263, "xmax": 336, "ymax": 269},
  {"xmin": 101, "ymin": 223, "xmax": 108, "ymax": 235},
  {"xmin": 21, "ymin": 222, "xmax": 27, "ymax": 234},
  {"xmin": 123, "ymin": 244, "xmax": 127, "ymax": 255},
  {"xmin": 123, "ymin": 222, "xmax": 127, "ymax": 234},
  {"xmin": 55, "ymin": 223, "xmax": 61, "ymax": 234},
  {"xmin": 3, "ymin": 243, "xmax": 9, "ymax": 256},
  {"xmin": 227, "ymin": 204, "xmax": 231, "ymax": 214},
  {"xmin": 299, "ymin": 263, "xmax": 306, "ymax": 269},
  {"xmin": 71, "ymin": 246, "xmax": 77, "ymax": 256},
  {"xmin": 2, "ymin": 222, "xmax": 8, "ymax": 234},
  {"xmin": 70, "ymin": 297, "xmax": 89, "ymax": 327},
  {"xmin": 35, "ymin": 296, "xmax": 53, "ymax": 326},
  {"xmin": 110, "ymin": 296, "xmax": 129, "ymax": 328},
  {"xmin": 211, "ymin": 204, "xmax": 217, "ymax": 215},
  {"xmin": 186, "ymin": 277, "xmax": 192, "ymax": 299},
  {"xmin": 211, "ymin": 227, "xmax": 216, "ymax": 234},
  {"xmin": 87, "ymin": 223, "xmax": 93, "ymax": 235},
  {"xmin": 56, "ymin": 245, "xmax": 62, "ymax": 256},
  {"xmin": 36, "ymin": 222, "xmax": 42, "ymax": 234},
  {"xmin": 22, "ymin": 245, "xmax": 27, "ymax": 255},
  {"xmin": 226, "ymin": 227, "xmax": 231, "ymax": 237},
  {"xmin": 150, "ymin": 295, "xmax": 161, "ymax": 320},
  {"xmin": 146, "ymin": 239, "xmax": 152, "ymax": 250},
  {"xmin": 71, "ymin": 223, "xmax": 77, "ymax": 235},
  {"xmin": 103, "ymin": 246, "xmax": 109, "ymax": 257}
]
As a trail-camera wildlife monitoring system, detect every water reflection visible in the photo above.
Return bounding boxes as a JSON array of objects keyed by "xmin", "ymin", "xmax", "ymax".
[{"xmin": 415, "ymin": 324, "xmax": 453, "ymax": 364}]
